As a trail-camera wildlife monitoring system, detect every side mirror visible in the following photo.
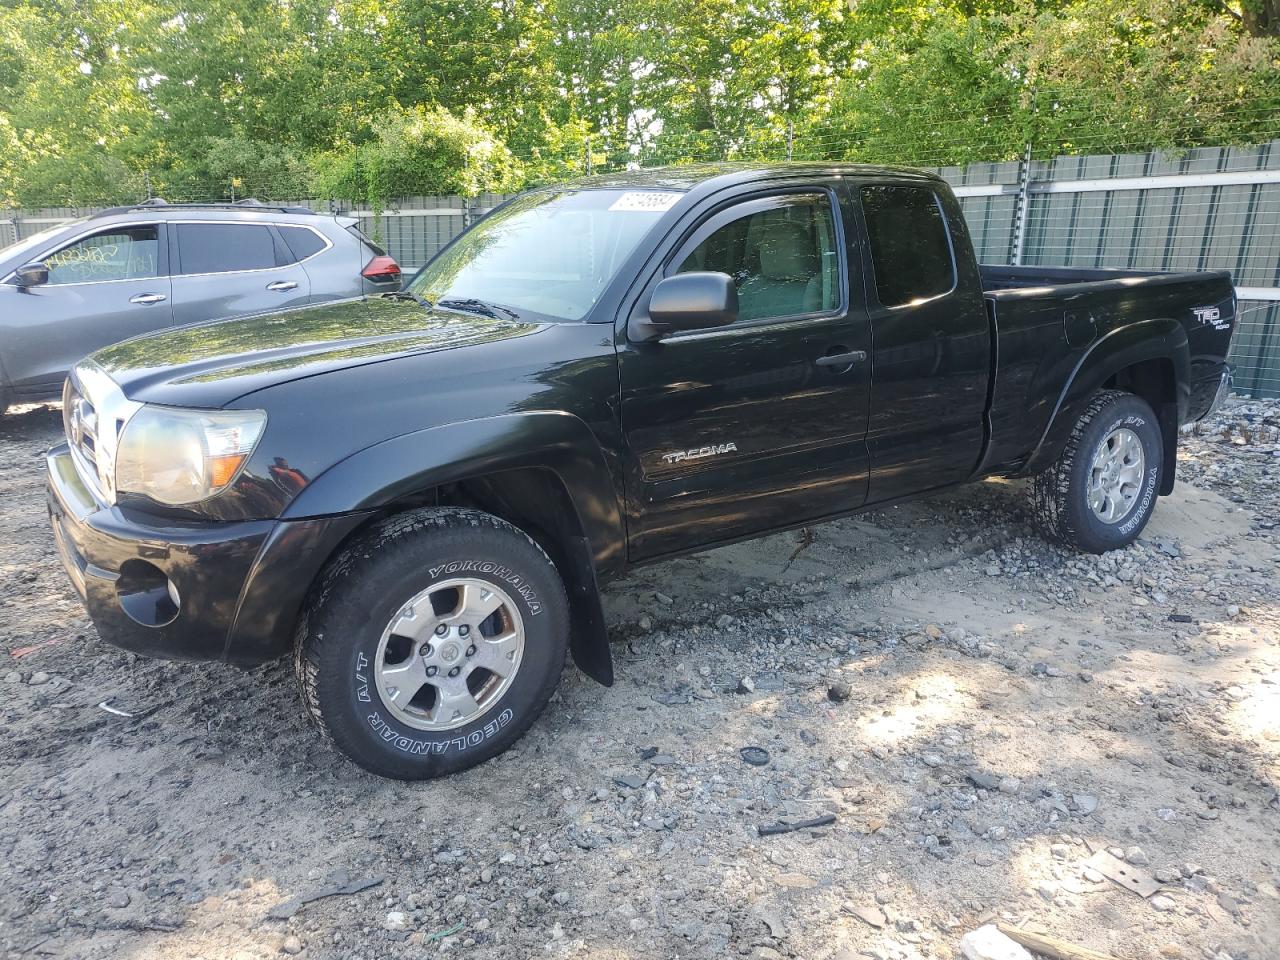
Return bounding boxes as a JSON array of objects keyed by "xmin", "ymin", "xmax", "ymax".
[
  {"xmin": 14, "ymin": 262, "xmax": 49, "ymax": 288},
  {"xmin": 631, "ymin": 271, "xmax": 738, "ymax": 340}
]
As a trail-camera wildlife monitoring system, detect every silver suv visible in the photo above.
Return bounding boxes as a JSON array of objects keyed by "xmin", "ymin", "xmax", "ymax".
[{"xmin": 0, "ymin": 199, "xmax": 402, "ymax": 415}]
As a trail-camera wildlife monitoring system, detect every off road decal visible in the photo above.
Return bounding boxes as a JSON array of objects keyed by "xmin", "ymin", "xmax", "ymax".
[
  {"xmin": 365, "ymin": 708, "xmax": 513, "ymax": 754},
  {"xmin": 427, "ymin": 560, "xmax": 543, "ymax": 614}
]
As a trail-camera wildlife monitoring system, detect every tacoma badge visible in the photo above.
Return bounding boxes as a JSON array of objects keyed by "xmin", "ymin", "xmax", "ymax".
[{"xmin": 662, "ymin": 442, "xmax": 738, "ymax": 464}]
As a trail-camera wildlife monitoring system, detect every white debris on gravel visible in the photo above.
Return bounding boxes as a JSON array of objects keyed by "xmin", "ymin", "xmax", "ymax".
[
  {"xmin": 959, "ymin": 925, "xmax": 1034, "ymax": 960},
  {"xmin": 0, "ymin": 397, "xmax": 1277, "ymax": 960}
]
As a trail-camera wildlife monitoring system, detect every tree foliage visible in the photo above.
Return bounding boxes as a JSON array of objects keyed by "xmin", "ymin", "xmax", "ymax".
[
  {"xmin": 311, "ymin": 106, "xmax": 523, "ymax": 207},
  {"xmin": 0, "ymin": 0, "xmax": 1276, "ymax": 205}
]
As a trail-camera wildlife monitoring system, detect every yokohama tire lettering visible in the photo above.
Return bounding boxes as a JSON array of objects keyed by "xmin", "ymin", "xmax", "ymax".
[
  {"xmin": 1118, "ymin": 466, "xmax": 1159, "ymax": 536},
  {"xmin": 426, "ymin": 560, "xmax": 543, "ymax": 614},
  {"xmin": 1105, "ymin": 414, "xmax": 1157, "ymax": 537}
]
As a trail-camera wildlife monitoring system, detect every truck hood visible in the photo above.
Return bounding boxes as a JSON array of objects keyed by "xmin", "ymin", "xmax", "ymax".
[{"xmin": 90, "ymin": 296, "xmax": 543, "ymax": 407}]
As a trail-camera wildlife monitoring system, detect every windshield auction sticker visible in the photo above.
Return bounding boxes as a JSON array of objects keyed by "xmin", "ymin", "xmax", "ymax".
[{"xmin": 609, "ymin": 191, "xmax": 683, "ymax": 212}]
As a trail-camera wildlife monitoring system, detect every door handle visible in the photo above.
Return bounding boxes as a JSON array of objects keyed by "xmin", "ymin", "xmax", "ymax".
[
  {"xmin": 815, "ymin": 349, "xmax": 867, "ymax": 368},
  {"xmin": 266, "ymin": 280, "xmax": 298, "ymax": 292},
  {"xmin": 128, "ymin": 293, "xmax": 167, "ymax": 305}
]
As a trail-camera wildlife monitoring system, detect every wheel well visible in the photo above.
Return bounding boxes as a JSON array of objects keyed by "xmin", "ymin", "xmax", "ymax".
[
  {"xmin": 342, "ymin": 467, "xmax": 614, "ymax": 685},
  {"xmin": 1103, "ymin": 357, "xmax": 1175, "ymax": 412},
  {"xmin": 1103, "ymin": 357, "xmax": 1178, "ymax": 495}
]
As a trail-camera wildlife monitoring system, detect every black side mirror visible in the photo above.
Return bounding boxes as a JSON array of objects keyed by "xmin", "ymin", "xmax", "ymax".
[
  {"xmin": 631, "ymin": 271, "xmax": 738, "ymax": 341},
  {"xmin": 14, "ymin": 262, "xmax": 49, "ymax": 288}
]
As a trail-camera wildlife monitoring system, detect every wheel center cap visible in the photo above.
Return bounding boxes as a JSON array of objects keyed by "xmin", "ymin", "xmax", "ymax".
[{"xmin": 440, "ymin": 642, "xmax": 462, "ymax": 664}]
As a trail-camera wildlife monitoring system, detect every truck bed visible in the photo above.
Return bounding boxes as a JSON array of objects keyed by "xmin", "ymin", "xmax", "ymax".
[
  {"xmin": 974, "ymin": 263, "xmax": 1236, "ymax": 476},
  {"xmin": 980, "ymin": 263, "xmax": 1204, "ymax": 294}
]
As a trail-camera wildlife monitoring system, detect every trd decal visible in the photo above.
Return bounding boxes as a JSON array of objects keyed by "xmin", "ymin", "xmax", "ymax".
[{"xmin": 1192, "ymin": 306, "xmax": 1230, "ymax": 331}]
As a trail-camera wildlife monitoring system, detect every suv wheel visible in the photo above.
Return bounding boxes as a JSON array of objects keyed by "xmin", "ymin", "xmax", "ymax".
[
  {"xmin": 1030, "ymin": 389, "xmax": 1162, "ymax": 554},
  {"xmin": 295, "ymin": 507, "xmax": 569, "ymax": 780}
]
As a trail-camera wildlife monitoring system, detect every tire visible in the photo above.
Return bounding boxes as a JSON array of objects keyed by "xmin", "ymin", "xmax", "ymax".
[
  {"xmin": 294, "ymin": 507, "xmax": 569, "ymax": 780},
  {"xmin": 1030, "ymin": 389, "xmax": 1163, "ymax": 554}
]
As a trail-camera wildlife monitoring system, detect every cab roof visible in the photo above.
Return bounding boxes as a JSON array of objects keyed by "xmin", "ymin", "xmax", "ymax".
[{"xmin": 561, "ymin": 161, "xmax": 946, "ymax": 193}]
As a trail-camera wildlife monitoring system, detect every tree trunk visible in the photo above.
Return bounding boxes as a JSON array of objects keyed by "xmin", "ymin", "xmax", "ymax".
[{"xmin": 1242, "ymin": 0, "xmax": 1280, "ymax": 37}]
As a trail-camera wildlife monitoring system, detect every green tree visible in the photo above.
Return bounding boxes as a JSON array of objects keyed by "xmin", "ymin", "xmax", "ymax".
[
  {"xmin": 0, "ymin": 0, "xmax": 1276, "ymax": 205},
  {"xmin": 312, "ymin": 105, "xmax": 524, "ymax": 207},
  {"xmin": 0, "ymin": 0, "xmax": 159, "ymax": 204},
  {"xmin": 169, "ymin": 135, "xmax": 313, "ymax": 200}
]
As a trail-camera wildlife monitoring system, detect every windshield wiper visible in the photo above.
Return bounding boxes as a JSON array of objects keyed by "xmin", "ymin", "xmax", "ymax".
[
  {"xmin": 377, "ymin": 290, "xmax": 431, "ymax": 307},
  {"xmin": 434, "ymin": 297, "xmax": 521, "ymax": 320}
]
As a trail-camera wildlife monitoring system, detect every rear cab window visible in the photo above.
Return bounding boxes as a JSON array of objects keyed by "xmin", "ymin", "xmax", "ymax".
[{"xmin": 859, "ymin": 184, "xmax": 956, "ymax": 307}]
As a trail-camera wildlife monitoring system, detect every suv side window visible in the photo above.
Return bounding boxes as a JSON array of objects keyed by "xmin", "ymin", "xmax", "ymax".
[
  {"xmin": 859, "ymin": 185, "xmax": 955, "ymax": 307},
  {"xmin": 277, "ymin": 225, "xmax": 327, "ymax": 262},
  {"xmin": 43, "ymin": 226, "xmax": 160, "ymax": 285},
  {"xmin": 674, "ymin": 193, "xmax": 840, "ymax": 324},
  {"xmin": 176, "ymin": 223, "xmax": 278, "ymax": 275}
]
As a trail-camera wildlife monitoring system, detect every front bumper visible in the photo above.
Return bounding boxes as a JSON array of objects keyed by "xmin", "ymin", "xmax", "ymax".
[{"xmin": 46, "ymin": 443, "xmax": 371, "ymax": 664}]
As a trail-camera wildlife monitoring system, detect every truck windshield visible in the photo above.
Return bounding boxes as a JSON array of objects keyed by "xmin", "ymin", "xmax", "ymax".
[{"xmin": 407, "ymin": 188, "xmax": 682, "ymax": 321}]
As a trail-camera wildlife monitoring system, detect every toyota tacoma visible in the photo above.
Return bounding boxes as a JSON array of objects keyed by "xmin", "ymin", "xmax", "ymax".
[{"xmin": 46, "ymin": 164, "xmax": 1236, "ymax": 779}]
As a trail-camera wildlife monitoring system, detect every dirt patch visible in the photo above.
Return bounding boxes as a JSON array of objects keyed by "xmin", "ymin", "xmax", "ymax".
[{"xmin": 1, "ymin": 399, "xmax": 1277, "ymax": 960}]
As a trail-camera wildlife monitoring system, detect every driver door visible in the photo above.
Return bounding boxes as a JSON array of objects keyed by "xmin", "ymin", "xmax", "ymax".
[
  {"xmin": 3, "ymin": 224, "xmax": 172, "ymax": 396},
  {"xmin": 618, "ymin": 186, "xmax": 872, "ymax": 561}
]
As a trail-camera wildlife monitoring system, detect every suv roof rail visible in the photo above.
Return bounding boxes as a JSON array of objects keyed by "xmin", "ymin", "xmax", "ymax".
[{"xmin": 93, "ymin": 198, "xmax": 319, "ymax": 217}]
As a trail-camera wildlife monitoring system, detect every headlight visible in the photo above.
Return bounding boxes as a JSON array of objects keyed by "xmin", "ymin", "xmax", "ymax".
[{"xmin": 115, "ymin": 406, "xmax": 267, "ymax": 506}]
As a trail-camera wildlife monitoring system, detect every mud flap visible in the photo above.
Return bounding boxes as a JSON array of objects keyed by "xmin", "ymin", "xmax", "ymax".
[
  {"xmin": 1160, "ymin": 401, "xmax": 1178, "ymax": 496},
  {"xmin": 563, "ymin": 535, "xmax": 614, "ymax": 686}
]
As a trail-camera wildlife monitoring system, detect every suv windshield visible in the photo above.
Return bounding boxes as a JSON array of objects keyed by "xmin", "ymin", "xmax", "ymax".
[
  {"xmin": 0, "ymin": 220, "xmax": 89, "ymax": 266},
  {"xmin": 408, "ymin": 188, "xmax": 683, "ymax": 321}
]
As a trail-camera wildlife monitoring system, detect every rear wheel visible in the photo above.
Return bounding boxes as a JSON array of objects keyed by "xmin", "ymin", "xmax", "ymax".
[
  {"xmin": 1030, "ymin": 390, "xmax": 1162, "ymax": 553},
  {"xmin": 295, "ymin": 507, "xmax": 569, "ymax": 780}
]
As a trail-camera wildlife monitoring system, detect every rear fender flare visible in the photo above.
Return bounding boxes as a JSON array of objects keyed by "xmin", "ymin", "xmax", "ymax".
[{"xmin": 1026, "ymin": 318, "xmax": 1188, "ymax": 481}]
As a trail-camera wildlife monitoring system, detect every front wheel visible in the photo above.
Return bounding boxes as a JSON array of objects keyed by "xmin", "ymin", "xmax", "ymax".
[
  {"xmin": 1030, "ymin": 390, "xmax": 1163, "ymax": 554},
  {"xmin": 295, "ymin": 507, "xmax": 570, "ymax": 780}
]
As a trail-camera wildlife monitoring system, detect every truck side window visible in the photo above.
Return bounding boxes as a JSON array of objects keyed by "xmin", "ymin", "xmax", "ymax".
[
  {"xmin": 860, "ymin": 185, "xmax": 955, "ymax": 307},
  {"xmin": 676, "ymin": 193, "xmax": 839, "ymax": 323},
  {"xmin": 43, "ymin": 227, "xmax": 160, "ymax": 285}
]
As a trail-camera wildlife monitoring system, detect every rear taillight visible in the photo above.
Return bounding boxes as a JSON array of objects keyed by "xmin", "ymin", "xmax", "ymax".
[{"xmin": 362, "ymin": 255, "xmax": 401, "ymax": 282}]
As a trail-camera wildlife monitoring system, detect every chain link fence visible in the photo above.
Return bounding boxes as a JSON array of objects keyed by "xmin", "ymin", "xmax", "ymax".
[{"xmin": 4, "ymin": 141, "xmax": 1279, "ymax": 397}]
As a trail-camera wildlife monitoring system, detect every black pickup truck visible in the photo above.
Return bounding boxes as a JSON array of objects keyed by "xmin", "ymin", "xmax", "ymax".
[{"xmin": 46, "ymin": 163, "xmax": 1236, "ymax": 779}]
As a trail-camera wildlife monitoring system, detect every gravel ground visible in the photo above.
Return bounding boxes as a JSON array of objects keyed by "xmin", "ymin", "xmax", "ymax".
[{"xmin": 0, "ymin": 398, "xmax": 1277, "ymax": 960}]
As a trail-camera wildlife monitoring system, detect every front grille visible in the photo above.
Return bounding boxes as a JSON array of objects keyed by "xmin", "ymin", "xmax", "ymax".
[
  {"xmin": 61, "ymin": 363, "xmax": 143, "ymax": 505},
  {"xmin": 63, "ymin": 379, "xmax": 100, "ymax": 474}
]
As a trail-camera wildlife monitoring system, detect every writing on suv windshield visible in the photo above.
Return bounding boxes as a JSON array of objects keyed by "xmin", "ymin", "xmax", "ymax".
[{"xmin": 408, "ymin": 189, "xmax": 682, "ymax": 321}]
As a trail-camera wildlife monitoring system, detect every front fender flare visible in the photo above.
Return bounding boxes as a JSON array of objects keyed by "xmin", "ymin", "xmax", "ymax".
[
  {"xmin": 280, "ymin": 411, "xmax": 626, "ymax": 686},
  {"xmin": 282, "ymin": 411, "xmax": 624, "ymax": 566}
]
